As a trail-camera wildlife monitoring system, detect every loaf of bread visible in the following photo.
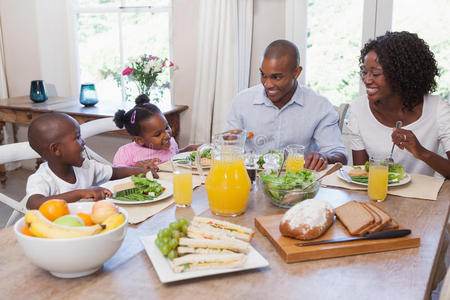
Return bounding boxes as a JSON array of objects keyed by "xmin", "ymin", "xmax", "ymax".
[{"xmin": 279, "ymin": 199, "xmax": 334, "ymax": 240}]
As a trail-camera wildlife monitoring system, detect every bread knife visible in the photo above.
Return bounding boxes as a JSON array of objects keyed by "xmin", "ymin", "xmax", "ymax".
[{"xmin": 296, "ymin": 229, "xmax": 411, "ymax": 247}]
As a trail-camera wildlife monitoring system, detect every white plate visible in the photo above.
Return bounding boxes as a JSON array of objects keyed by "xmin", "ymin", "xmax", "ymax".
[
  {"xmin": 140, "ymin": 235, "xmax": 269, "ymax": 283},
  {"xmin": 172, "ymin": 151, "xmax": 211, "ymax": 169},
  {"xmin": 336, "ymin": 165, "xmax": 411, "ymax": 187},
  {"xmin": 101, "ymin": 177, "xmax": 173, "ymax": 205}
]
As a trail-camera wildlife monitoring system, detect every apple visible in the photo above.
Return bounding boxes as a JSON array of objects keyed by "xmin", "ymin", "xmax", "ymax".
[
  {"xmin": 54, "ymin": 214, "xmax": 85, "ymax": 227},
  {"xmin": 91, "ymin": 200, "xmax": 118, "ymax": 224}
]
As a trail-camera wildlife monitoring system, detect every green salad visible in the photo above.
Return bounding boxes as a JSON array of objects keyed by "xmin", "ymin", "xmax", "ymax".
[
  {"xmin": 256, "ymin": 150, "xmax": 283, "ymax": 169},
  {"xmin": 259, "ymin": 169, "xmax": 319, "ymax": 206},
  {"xmin": 351, "ymin": 162, "xmax": 405, "ymax": 184},
  {"xmin": 114, "ymin": 174, "xmax": 164, "ymax": 202},
  {"xmin": 172, "ymin": 149, "xmax": 212, "ymax": 165}
]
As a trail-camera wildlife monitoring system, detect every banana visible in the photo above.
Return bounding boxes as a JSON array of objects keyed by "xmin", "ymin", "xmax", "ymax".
[
  {"xmin": 25, "ymin": 210, "xmax": 104, "ymax": 238},
  {"xmin": 101, "ymin": 213, "xmax": 125, "ymax": 233}
]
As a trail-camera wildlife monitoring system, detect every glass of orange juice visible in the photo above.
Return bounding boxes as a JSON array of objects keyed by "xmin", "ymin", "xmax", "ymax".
[
  {"xmin": 172, "ymin": 159, "xmax": 193, "ymax": 207},
  {"xmin": 368, "ymin": 157, "xmax": 389, "ymax": 202},
  {"xmin": 286, "ymin": 144, "xmax": 305, "ymax": 173}
]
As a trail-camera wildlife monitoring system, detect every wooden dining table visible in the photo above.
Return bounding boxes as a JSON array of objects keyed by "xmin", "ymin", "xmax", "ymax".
[{"xmin": 1, "ymin": 181, "xmax": 449, "ymax": 300}]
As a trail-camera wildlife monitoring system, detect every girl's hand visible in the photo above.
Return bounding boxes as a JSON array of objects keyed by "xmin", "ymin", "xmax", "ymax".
[
  {"xmin": 392, "ymin": 128, "xmax": 426, "ymax": 159},
  {"xmin": 135, "ymin": 158, "xmax": 162, "ymax": 171}
]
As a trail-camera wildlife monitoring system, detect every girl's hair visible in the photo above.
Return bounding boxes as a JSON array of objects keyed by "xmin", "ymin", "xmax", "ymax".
[
  {"xmin": 113, "ymin": 94, "xmax": 162, "ymax": 136},
  {"xmin": 359, "ymin": 31, "xmax": 439, "ymax": 111}
]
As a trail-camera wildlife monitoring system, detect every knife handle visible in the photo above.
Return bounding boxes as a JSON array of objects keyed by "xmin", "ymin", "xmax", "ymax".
[{"xmin": 364, "ymin": 229, "xmax": 411, "ymax": 239}]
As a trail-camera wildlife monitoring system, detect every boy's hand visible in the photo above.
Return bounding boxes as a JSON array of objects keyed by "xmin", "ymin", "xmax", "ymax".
[
  {"xmin": 135, "ymin": 158, "xmax": 162, "ymax": 171},
  {"xmin": 83, "ymin": 187, "xmax": 112, "ymax": 201}
]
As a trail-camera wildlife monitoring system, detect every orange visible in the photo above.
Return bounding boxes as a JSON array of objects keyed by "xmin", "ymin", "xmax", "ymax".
[
  {"xmin": 22, "ymin": 225, "xmax": 34, "ymax": 236},
  {"xmin": 38, "ymin": 199, "xmax": 70, "ymax": 222},
  {"xmin": 76, "ymin": 212, "xmax": 94, "ymax": 226}
]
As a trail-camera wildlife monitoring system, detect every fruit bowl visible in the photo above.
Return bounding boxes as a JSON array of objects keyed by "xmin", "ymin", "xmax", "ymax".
[
  {"xmin": 14, "ymin": 202, "xmax": 128, "ymax": 278},
  {"xmin": 259, "ymin": 170, "xmax": 321, "ymax": 208}
]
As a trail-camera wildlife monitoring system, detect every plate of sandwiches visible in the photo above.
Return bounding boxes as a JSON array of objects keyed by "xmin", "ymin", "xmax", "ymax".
[
  {"xmin": 336, "ymin": 165, "xmax": 411, "ymax": 187},
  {"xmin": 171, "ymin": 151, "xmax": 212, "ymax": 169},
  {"xmin": 101, "ymin": 177, "xmax": 174, "ymax": 205},
  {"xmin": 140, "ymin": 217, "xmax": 269, "ymax": 283}
]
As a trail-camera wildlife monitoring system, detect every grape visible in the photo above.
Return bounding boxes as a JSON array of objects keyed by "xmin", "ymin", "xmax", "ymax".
[
  {"xmin": 171, "ymin": 230, "xmax": 181, "ymax": 239},
  {"xmin": 169, "ymin": 222, "xmax": 178, "ymax": 231},
  {"xmin": 169, "ymin": 238, "xmax": 178, "ymax": 249},
  {"xmin": 161, "ymin": 228, "xmax": 171, "ymax": 238},
  {"xmin": 162, "ymin": 237, "xmax": 170, "ymax": 245},
  {"xmin": 167, "ymin": 249, "xmax": 178, "ymax": 260},
  {"xmin": 155, "ymin": 238, "xmax": 163, "ymax": 248},
  {"xmin": 161, "ymin": 244, "xmax": 171, "ymax": 256},
  {"xmin": 178, "ymin": 217, "xmax": 188, "ymax": 227},
  {"xmin": 181, "ymin": 224, "xmax": 188, "ymax": 234},
  {"xmin": 157, "ymin": 230, "xmax": 165, "ymax": 240}
]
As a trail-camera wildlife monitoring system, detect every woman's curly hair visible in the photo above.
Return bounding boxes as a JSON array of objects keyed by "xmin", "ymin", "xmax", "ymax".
[{"xmin": 359, "ymin": 31, "xmax": 439, "ymax": 111}]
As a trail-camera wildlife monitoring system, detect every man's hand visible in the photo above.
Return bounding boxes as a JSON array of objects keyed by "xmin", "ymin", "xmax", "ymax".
[
  {"xmin": 304, "ymin": 152, "xmax": 328, "ymax": 171},
  {"xmin": 82, "ymin": 187, "xmax": 112, "ymax": 201}
]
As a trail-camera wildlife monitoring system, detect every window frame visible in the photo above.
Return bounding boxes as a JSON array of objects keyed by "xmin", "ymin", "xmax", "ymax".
[
  {"xmin": 285, "ymin": 0, "xmax": 393, "ymax": 95},
  {"xmin": 68, "ymin": 0, "xmax": 173, "ymax": 104}
]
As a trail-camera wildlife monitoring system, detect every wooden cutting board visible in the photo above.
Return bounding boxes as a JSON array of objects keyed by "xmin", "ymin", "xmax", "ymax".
[{"xmin": 255, "ymin": 214, "xmax": 420, "ymax": 263}]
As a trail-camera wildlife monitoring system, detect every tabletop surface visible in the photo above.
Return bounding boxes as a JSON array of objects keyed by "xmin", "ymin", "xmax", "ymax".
[
  {"xmin": 1, "ymin": 181, "xmax": 449, "ymax": 300},
  {"xmin": 0, "ymin": 96, "xmax": 188, "ymax": 118}
]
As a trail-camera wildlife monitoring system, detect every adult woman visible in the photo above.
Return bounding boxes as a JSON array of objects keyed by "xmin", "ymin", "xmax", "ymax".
[{"xmin": 348, "ymin": 31, "xmax": 450, "ymax": 178}]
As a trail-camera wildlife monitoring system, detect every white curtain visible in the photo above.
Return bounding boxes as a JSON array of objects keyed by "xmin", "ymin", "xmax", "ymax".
[{"xmin": 190, "ymin": 0, "xmax": 253, "ymax": 144}]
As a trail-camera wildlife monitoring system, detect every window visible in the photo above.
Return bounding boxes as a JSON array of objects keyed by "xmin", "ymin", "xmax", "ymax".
[
  {"xmin": 305, "ymin": 0, "xmax": 364, "ymax": 105},
  {"xmin": 392, "ymin": 0, "xmax": 450, "ymax": 100},
  {"xmin": 71, "ymin": 0, "xmax": 172, "ymax": 107}
]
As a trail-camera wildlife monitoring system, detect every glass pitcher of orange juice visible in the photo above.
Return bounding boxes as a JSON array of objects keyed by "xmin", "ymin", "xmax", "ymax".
[{"xmin": 196, "ymin": 131, "xmax": 251, "ymax": 216}]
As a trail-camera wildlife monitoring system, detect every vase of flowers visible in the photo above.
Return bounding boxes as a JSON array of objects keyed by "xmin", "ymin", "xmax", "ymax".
[{"xmin": 122, "ymin": 54, "xmax": 174, "ymax": 102}]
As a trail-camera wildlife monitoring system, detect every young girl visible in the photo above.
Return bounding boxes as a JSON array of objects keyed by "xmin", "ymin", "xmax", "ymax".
[{"xmin": 113, "ymin": 95, "xmax": 197, "ymax": 169}]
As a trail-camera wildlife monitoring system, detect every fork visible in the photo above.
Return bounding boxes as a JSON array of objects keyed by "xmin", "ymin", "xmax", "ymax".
[{"xmin": 386, "ymin": 121, "xmax": 402, "ymax": 165}]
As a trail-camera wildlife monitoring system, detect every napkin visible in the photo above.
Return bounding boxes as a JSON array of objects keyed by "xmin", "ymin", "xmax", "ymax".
[
  {"xmin": 321, "ymin": 166, "xmax": 445, "ymax": 201},
  {"xmin": 117, "ymin": 161, "xmax": 204, "ymax": 224}
]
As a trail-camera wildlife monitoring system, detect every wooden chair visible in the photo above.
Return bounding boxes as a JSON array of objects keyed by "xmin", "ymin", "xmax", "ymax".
[{"xmin": 0, "ymin": 117, "xmax": 118, "ymax": 227}]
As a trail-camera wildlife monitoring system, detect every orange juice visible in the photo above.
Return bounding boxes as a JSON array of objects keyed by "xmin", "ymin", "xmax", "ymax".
[
  {"xmin": 368, "ymin": 165, "xmax": 388, "ymax": 201},
  {"xmin": 286, "ymin": 156, "xmax": 305, "ymax": 173},
  {"xmin": 173, "ymin": 172, "xmax": 193, "ymax": 206},
  {"xmin": 205, "ymin": 158, "xmax": 251, "ymax": 216}
]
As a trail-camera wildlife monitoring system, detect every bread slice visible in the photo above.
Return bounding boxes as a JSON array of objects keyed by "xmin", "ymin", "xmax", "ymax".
[
  {"xmin": 381, "ymin": 219, "xmax": 399, "ymax": 231},
  {"xmin": 366, "ymin": 203, "xmax": 392, "ymax": 233},
  {"xmin": 355, "ymin": 203, "xmax": 382, "ymax": 236},
  {"xmin": 335, "ymin": 201, "xmax": 374, "ymax": 235}
]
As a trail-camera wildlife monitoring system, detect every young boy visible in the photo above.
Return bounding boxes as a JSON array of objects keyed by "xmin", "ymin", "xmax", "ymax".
[{"xmin": 25, "ymin": 112, "xmax": 157, "ymax": 209}]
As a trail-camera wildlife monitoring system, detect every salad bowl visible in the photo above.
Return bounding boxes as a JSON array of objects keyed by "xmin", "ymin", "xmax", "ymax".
[{"xmin": 259, "ymin": 169, "xmax": 321, "ymax": 208}]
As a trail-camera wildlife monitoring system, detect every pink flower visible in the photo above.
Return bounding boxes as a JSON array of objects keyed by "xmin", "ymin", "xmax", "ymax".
[
  {"xmin": 169, "ymin": 61, "xmax": 174, "ymax": 67},
  {"xmin": 122, "ymin": 67, "xmax": 134, "ymax": 76}
]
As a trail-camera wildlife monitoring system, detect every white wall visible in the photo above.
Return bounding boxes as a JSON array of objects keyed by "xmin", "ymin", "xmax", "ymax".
[{"xmin": 0, "ymin": 0, "xmax": 286, "ymax": 168}]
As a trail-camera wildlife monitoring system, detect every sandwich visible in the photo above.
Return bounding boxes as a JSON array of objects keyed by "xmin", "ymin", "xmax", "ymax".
[
  {"xmin": 187, "ymin": 216, "xmax": 255, "ymax": 242},
  {"xmin": 172, "ymin": 253, "xmax": 247, "ymax": 273},
  {"xmin": 177, "ymin": 237, "xmax": 249, "ymax": 255}
]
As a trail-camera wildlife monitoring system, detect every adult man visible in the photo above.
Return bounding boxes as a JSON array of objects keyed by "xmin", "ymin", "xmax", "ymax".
[{"xmin": 224, "ymin": 39, "xmax": 347, "ymax": 171}]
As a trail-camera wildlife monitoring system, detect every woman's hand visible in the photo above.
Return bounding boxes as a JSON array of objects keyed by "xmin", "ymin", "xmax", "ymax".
[{"xmin": 392, "ymin": 128, "xmax": 426, "ymax": 159}]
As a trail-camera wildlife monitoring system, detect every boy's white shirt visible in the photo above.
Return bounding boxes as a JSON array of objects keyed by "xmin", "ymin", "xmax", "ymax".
[{"xmin": 26, "ymin": 159, "xmax": 113, "ymax": 199}]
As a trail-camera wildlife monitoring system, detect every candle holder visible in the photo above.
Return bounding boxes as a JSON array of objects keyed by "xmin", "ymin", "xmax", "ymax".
[
  {"xmin": 29, "ymin": 80, "xmax": 48, "ymax": 103},
  {"xmin": 79, "ymin": 83, "xmax": 98, "ymax": 106}
]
